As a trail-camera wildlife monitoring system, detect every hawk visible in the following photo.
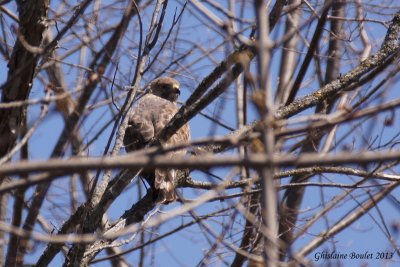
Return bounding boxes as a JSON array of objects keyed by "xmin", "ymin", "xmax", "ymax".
[{"xmin": 124, "ymin": 77, "xmax": 190, "ymax": 203}]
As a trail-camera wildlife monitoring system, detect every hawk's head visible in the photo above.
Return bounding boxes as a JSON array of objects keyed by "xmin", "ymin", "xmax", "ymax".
[{"xmin": 150, "ymin": 77, "xmax": 180, "ymax": 102}]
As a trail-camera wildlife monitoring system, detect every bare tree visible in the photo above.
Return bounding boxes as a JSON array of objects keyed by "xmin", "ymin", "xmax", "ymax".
[{"xmin": 0, "ymin": 0, "xmax": 399, "ymax": 266}]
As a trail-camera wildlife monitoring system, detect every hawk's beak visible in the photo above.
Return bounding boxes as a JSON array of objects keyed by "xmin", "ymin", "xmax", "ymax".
[{"xmin": 173, "ymin": 85, "xmax": 180, "ymax": 95}]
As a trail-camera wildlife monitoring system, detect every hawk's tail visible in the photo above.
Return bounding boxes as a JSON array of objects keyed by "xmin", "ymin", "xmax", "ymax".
[{"xmin": 154, "ymin": 169, "xmax": 177, "ymax": 203}]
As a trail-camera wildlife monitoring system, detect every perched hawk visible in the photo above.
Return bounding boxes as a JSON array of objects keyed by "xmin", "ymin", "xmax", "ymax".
[{"xmin": 124, "ymin": 77, "xmax": 190, "ymax": 203}]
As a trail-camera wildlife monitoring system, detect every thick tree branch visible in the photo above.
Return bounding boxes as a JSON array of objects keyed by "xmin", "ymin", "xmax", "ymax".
[{"xmin": 0, "ymin": 150, "xmax": 399, "ymax": 178}]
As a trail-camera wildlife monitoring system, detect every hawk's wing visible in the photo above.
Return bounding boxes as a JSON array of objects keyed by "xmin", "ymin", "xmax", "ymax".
[{"xmin": 124, "ymin": 94, "xmax": 158, "ymax": 152}]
